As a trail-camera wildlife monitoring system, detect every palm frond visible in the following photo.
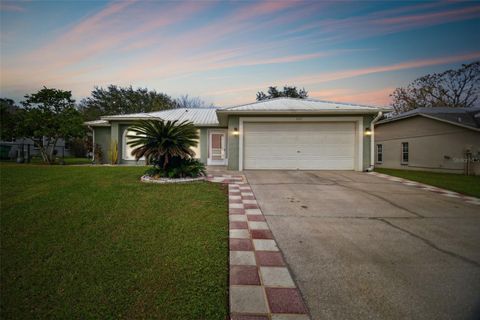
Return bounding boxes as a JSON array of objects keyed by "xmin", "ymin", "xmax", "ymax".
[{"xmin": 126, "ymin": 120, "xmax": 199, "ymax": 168}]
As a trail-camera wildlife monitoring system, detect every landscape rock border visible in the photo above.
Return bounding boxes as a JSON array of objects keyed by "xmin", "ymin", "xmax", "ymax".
[{"xmin": 140, "ymin": 175, "xmax": 205, "ymax": 184}]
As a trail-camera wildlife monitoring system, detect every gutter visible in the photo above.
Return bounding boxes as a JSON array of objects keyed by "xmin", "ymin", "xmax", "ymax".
[
  {"xmin": 368, "ymin": 111, "xmax": 383, "ymax": 170},
  {"xmin": 216, "ymin": 109, "xmax": 389, "ymax": 115}
]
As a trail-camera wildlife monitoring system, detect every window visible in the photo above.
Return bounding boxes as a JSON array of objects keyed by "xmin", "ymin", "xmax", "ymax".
[
  {"xmin": 376, "ymin": 144, "xmax": 383, "ymax": 163},
  {"xmin": 401, "ymin": 142, "xmax": 409, "ymax": 164}
]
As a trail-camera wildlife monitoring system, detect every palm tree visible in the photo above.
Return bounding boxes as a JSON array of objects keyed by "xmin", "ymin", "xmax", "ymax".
[{"xmin": 126, "ymin": 120, "xmax": 199, "ymax": 169}]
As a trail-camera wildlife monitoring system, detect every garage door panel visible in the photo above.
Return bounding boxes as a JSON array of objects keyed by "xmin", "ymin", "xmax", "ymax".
[{"xmin": 243, "ymin": 122, "xmax": 356, "ymax": 170}]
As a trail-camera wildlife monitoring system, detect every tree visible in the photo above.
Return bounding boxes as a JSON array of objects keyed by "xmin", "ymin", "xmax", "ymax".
[
  {"xmin": 175, "ymin": 94, "xmax": 214, "ymax": 108},
  {"xmin": 79, "ymin": 85, "xmax": 176, "ymax": 121},
  {"xmin": 0, "ymin": 98, "xmax": 21, "ymax": 141},
  {"xmin": 20, "ymin": 87, "xmax": 84, "ymax": 164},
  {"xmin": 126, "ymin": 120, "xmax": 198, "ymax": 169},
  {"xmin": 391, "ymin": 61, "xmax": 480, "ymax": 114},
  {"xmin": 256, "ymin": 86, "xmax": 308, "ymax": 101}
]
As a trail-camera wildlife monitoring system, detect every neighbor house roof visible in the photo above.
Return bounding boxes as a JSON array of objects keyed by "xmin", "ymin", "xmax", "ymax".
[
  {"xmin": 376, "ymin": 106, "xmax": 480, "ymax": 131},
  {"xmin": 218, "ymin": 97, "xmax": 391, "ymax": 113},
  {"xmin": 100, "ymin": 108, "xmax": 220, "ymax": 126}
]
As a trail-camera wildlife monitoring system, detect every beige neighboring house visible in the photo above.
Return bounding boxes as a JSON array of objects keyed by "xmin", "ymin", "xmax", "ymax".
[{"xmin": 374, "ymin": 106, "xmax": 480, "ymax": 175}]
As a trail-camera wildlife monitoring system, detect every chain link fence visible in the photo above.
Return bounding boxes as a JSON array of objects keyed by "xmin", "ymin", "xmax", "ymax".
[{"xmin": 0, "ymin": 142, "xmax": 70, "ymax": 163}]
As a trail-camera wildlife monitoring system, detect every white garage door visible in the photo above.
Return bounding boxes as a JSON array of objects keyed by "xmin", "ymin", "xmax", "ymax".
[{"xmin": 243, "ymin": 122, "xmax": 356, "ymax": 170}]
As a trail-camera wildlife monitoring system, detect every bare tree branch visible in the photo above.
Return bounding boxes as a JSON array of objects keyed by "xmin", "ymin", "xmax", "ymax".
[{"xmin": 390, "ymin": 61, "xmax": 479, "ymax": 113}]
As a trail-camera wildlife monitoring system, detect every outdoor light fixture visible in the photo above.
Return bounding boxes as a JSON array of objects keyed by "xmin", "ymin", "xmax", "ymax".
[
  {"xmin": 233, "ymin": 128, "xmax": 239, "ymax": 135},
  {"xmin": 365, "ymin": 127, "xmax": 372, "ymax": 136}
]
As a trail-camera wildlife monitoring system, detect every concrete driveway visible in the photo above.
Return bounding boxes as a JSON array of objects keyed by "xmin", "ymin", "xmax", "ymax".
[{"xmin": 245, "ymin": 170, "xmax": 480, "ymax": 320}]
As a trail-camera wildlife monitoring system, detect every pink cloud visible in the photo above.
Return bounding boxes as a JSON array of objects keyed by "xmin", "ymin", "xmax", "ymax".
[
  {"xmin": 206, "ymin": 51, "xmax": 480, "ymax": 100},
  {"xmin": 3, "ymin": 1, "xmax": 210, "ymax": 87},
  {"xmin": 373, "ymin": 5, "xmax": 480, "ymax": 28},
  {"xmin": 294, "ymin": 51, "xmax": 480, "ymax": 85},
  {"xmin": 141, "ymin": 0, "xmax": 299, "ymax": 56},
  {"xmin": 25, "ymin": 1, "xmax": 208, "ymax": 67},
  {"xmin": 232, "ymin": 1, "xmax": 298, "ymax": 22},
  {"xmin": 0, "ymin": 2, "xmax": 25, "ymax": 12},
  {"xmin": 284, "ymin": 2, "xmax": 480, "ymax": 45},
  {"xmin": 2, "ymin": 1, "xmax": 479, "ymax": 106},
  {"xmin": 66, "ymin": 0, "xmax": 136, "ymax": 37},
  {"xmin": 310, "ymin": 87, "xmax": 395, "ymax": 106},
  {"xmin": 112, "ymin": 47, "xmax": 361, "ymax": 85}
]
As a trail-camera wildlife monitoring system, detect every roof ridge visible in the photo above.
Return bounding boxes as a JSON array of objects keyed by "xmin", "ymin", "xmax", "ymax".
[
  {"xmin": 218, "ymin": 97, "xmax": 286, "ymax": 110},
  {"xmin": 221, "ymin": 96, "xmax": 387, "ymax": 110},
  {"xmin": 147, "ymin": 107, "xmax": 218, "ymax": 114}
]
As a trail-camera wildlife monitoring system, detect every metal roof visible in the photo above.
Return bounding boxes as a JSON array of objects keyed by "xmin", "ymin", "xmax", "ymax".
[
  {"xmin": 218, "ymin": 97, "xmax": 390, "ymax": 113},
  {"xmin": 101, "ymin": 108, "xmax": 220, "ymax": 126},
  {"xmin": 149, "ymin": 108, "xmax": 219, "ymax": 126},
  {"xmin": 92, "ymin": 98, "xmax": 390, "ymax": 128},
  {"xmin": 84, "ymin": 120, "xmax": 110, "ymax": 127},
  {"xmin": 377, "ymin": 106, "xmax": 480, "ymax": 131}
]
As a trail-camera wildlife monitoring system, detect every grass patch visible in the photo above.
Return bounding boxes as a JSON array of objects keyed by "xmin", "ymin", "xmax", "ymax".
[
  {"xmin": 1, "ymin": 157, "xmax": 92, "ymax": 165},
  {"xmin": 62, "ymin": 157, "xmax": 92, "ymax": 165},
  {"xmin": 0, "ymin": 164, "xmax": 228, "ymax": 319},
  {"xmin": 375, "ymin": 168, "xmax": 480, "ymax": 198}
]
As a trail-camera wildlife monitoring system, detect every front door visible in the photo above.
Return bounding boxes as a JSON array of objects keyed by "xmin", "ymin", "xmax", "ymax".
[{"xmin": 208, "ymin": 131, "xmax": 227, "ymax": 165}]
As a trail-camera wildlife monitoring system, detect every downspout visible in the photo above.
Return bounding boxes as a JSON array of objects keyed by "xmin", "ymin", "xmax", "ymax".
[{"xmin": 367, "ymin": 111, "xmax": 383, "ymax": 171}]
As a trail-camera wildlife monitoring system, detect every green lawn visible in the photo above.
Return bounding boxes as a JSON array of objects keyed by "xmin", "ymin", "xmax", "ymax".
[
  {"xmin": 0, "ymin": 164, "xmax": 228, "ymax": 319},
  {"xmin": 375, "ymin": 168, "xmax": 480, "ymax": 198},
  {"xmin": 62, "ymin": 157, "xmax": 92, "ymax": 165},
  {"xmin": 1, "ymin": 156, "xmax": 92, "ymax": 165}
]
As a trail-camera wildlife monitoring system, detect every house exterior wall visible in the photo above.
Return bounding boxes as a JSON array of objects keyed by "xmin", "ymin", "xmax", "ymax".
[
  {"xmin": 227, "ymin": 116, "xmax": 240, "ymax": 171},
  {"xmin": 92, "ymin": 114, "xmax": 377, "ymax": 171},
  {"xmin": 199, "ymin": 128, "xmax": 209, "ymax": 164},
  {"xmin": 363, "ymin": 114, "xmax": 374, "ymax": 170},
  {"xmin": 93, "ymin": 127, "xmax": 111, "ymax": 164},
  {"xmin": 375, "ymin": 116, "xmax": 480, "ymax": 174},
  {"xmin": 92, "ymin": 123, "xmax": 215, "ymax": 165}
]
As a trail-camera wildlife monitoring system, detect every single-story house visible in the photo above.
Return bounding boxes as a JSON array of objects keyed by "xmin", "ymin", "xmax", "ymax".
[
  {"xmin": 85, "ymin": 97, "xmax": 390, "ymax": 171},
  {"xmin": 375, "ymin": 106, "xmax": 480, "ymax": 175}
]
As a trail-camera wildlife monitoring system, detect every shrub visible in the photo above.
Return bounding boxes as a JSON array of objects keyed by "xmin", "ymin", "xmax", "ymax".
[
  {"xmin": 127, "ymin": 120, "xmax": 205, "ymax": 179},
  {"xmin": 69, "ymin": 137, "xmax": 88, "ymax": 157},
  {"xmin": 108, "ymin": 140, "xmax": 118, "ymax": 164},
  {"xmin": 165, "ymin": 158, "xmax": 206, "ymax": 178},
  {"xmin": 94, "ymin": 144, "xmax": 103, "ymax": 164},
  {"xmin": 126, "ymin": 120, "xmax": 198, "ymax": 169},
  {"xmin": 144, "ymin": 167, "xmax": 162, "ymax": 178},
  {"xmin": 144, "ymin": 158, "xmax": 206, "ymax": 179}
]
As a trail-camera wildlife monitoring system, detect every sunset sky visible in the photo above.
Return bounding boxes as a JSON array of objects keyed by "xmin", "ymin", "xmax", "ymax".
[{"xmin": 1, "ymin": 0, "xmax": 479, "ymax": 107}]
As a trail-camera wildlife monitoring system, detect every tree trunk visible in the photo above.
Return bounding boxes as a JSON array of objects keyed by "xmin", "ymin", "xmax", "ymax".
[
  {"xmin": 37, "ymin": 143, "xmax": 50, "ymax": 164},
  {"xmin": 34, "ymin": 138, "xmax": 55, "ymax": 164},
  {"xmin": 48, "ymin": 138, "xmax": 58, "ymax": 164}
]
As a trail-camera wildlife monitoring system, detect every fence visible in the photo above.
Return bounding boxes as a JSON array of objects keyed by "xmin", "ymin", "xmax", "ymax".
[{"xmin": 0, "ymin": 142, "xmax": 70, "ymax": 163}]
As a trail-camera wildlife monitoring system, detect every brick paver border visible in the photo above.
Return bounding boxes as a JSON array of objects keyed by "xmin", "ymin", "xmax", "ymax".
[
  {"xmin": 207, "ymin": 174, "xmax": 311, "ymax": 320},
  {"xmin": 369, "ymin": 171, "xmax": 480, "ymax": 206}
]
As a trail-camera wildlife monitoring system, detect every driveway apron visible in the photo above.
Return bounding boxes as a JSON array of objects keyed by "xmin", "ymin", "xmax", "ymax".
[{"xmin": 245, "ymin": 170, "xmax": 480, "ymax": 320}]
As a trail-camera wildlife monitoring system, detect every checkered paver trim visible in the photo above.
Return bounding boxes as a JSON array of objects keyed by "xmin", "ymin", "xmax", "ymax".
[
  {"xmin": 208, "ymin": 174, "xmax": 310, "ymax": 320},
  {"xmin": 369, "ymin": 172, "xmax": 480, "ymax": 206},
  {"xmin": 206, "ymin": 174, "xmax": 246, "ymax": 184}
]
